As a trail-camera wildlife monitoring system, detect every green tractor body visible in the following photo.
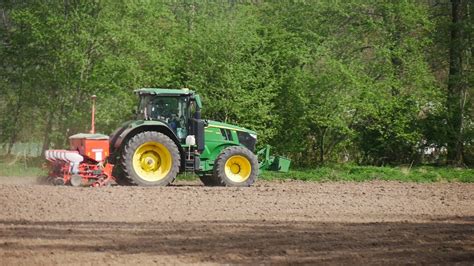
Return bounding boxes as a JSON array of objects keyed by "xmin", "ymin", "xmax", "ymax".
[{"xmin": 109, "ymin": 88, "xmax": 290, "ymax": 187}]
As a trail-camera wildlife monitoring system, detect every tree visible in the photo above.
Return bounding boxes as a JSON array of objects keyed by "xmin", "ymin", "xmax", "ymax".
[
  {"xmin": 446, "ymin": 0, "xmax": 471, "ymax": 165},
  {"xmin": 0, "ymin": 1, "xmax": 472, "ymax": 167}
]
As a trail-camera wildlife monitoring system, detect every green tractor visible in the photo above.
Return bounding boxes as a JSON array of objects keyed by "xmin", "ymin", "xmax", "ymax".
[{"xmin": 108, "ymin": 88, "xmax": 290, "ymax": 187}]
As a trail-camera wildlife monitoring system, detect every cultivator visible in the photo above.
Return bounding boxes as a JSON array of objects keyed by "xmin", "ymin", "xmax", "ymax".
[
  {"xmin": 45, "ymin": 96, "xmax": 116, "ymax": 187},
  {"xmin": 45, "ymin": 134, "xmax": 115, "ymax": 187}
]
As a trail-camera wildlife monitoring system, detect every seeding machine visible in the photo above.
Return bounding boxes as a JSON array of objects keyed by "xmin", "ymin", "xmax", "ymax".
[{"xmin": 45, "ymin": 88, "xmax": 290, "ymax": 187}]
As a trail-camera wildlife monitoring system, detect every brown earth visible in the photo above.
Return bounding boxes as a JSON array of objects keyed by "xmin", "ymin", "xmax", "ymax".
[{"xmin": 0, "ymin": 177, "xmax": 473, "ymax": 265}]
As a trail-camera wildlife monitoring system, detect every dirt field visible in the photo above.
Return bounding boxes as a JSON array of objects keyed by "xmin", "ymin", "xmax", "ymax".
[{"xmin": 0, "ymin": 177, "xmax": 473, "ymax": 265}]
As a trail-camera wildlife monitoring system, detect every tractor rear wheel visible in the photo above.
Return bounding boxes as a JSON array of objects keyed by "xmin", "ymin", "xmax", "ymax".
[
  {"xmin": 212, "ymin": 146, "xmax": 258, "ymax": 187},
  {"xmin": 121, "ymin": 131, "xmax": 180, "ymax": 186},
  {"xmin": 112, "ymin": 164, "xmax": 134, "ymax": 186}
]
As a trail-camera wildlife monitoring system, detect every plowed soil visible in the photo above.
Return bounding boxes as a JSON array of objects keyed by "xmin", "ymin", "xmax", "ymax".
[{"xmin": 0, "ymin": 177, "xmax": 473, "ymax": 264}]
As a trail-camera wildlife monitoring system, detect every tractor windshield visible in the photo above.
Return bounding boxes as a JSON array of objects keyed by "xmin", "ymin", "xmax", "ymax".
[{"xmin": 138, "ymin": 95, "xmax": 189, "ymax": 139}]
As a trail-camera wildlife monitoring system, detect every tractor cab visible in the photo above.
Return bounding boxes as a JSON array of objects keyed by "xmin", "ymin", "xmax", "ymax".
[{"xmin": 135, "ymin": 88, "xmax": 203, "ymax": 142}]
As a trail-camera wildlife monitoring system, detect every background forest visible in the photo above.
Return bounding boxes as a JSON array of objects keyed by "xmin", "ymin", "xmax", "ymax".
[{"xmin": 0, "ymin": 0, "xmax": 472, "ymax": 168}]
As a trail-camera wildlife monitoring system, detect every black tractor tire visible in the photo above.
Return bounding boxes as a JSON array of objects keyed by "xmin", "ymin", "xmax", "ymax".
[
  {"xmin": 198, "ymin": 174, "xmax": 220, "ymax": 186},
  {"xmin": 213, "ymin": 146, "xmax": 258, "ymax": 187},
  {"xmin": 121, "ymin": 131, "xmax": 180, "ymax": 186},
  {"xmin": 112, "ymin": 164, "xmax": 134, "ymax": 186}
]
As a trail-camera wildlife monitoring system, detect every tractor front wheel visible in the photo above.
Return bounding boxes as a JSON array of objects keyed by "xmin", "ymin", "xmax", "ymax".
[
  {"xmin": 212, "ymin": 146, "xmax": 258, "ymax": 187},
  {"xmin": 121, "ymin": 131, "xmax": 180, "ymax": 186}
]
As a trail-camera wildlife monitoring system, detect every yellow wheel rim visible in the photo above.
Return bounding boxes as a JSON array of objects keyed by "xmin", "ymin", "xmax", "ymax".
[
  {"xmin": 224, "ymin": 155, "xmax": 252, "ymax": 183},
  {"xmin": 132, "ymin": 141, "xmax": 172, "ymax": 182}
]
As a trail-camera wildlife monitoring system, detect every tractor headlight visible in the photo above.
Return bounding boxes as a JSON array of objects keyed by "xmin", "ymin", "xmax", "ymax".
[{"xmin": 250, "ymin": 133, "xmax": 257, "ymax": 140}]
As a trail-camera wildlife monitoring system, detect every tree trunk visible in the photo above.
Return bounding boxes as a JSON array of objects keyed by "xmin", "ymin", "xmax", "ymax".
[
  {"xmin": 6, "ymin": 99, "xmax": 22, "ymax": 155},
  {"xmin": 41, "ymin": 110, "xmax": 54, "ymax": 155},
  {"xmin": 319, "ymin": 128, "xmax": 326, "ymax": 165},
  {"xmin": 446, "ymin": 0, "xmax": 465, "ymax": 165}
]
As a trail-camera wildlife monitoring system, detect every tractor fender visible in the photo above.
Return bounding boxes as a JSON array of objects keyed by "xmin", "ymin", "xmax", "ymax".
[
  {"xmin": 109, "ymin": 120, "xmax": 134, "ymax": 151},
  {"xmin": 109, "ymin": 120, "xmax": 185, "ymax": 168},
  {"xmin": 202, "ymin": 143, "xmax": 237, "ymax": 162}
]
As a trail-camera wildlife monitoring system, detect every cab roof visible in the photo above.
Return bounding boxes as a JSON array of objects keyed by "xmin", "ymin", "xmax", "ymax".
[{"xmin": 135, "ymin": 88, "xmax": 195, "ymax": 96}]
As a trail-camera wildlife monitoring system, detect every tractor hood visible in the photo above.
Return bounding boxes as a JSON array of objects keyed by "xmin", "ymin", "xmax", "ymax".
[{"xmin": 206, "ymin": 120, "xmax": 257, "ymax": 136}]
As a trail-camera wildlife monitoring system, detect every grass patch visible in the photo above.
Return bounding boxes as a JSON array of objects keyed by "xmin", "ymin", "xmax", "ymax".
[
  {"xmin": 0, "ymin": 162, "xmax": 46, "ymax": 177},
  {"xmin": 260, "ymin": 164, "xmax": 474, "ymax": 183},
  {"xmin": 177, "ymin": 173, "xmax": 199, "ymax": 181},
  {"xmin": 1, "ymin": 155, "xmax": 472, "ymax": 183},
  {"xmin": 0, "ymin": 155, "xmax": 46, "ymax": 177}
]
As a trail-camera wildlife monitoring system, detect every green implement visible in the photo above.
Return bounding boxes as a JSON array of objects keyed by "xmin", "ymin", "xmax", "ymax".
[{"xmin": 258, "ymin": 145, "xmax": 291, "ymax": 173}]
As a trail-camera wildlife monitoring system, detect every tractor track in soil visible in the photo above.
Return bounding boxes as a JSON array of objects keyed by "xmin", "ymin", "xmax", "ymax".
[{"xmin": 0, "ymin": 177, "xmax": 473, "ymax": 264}]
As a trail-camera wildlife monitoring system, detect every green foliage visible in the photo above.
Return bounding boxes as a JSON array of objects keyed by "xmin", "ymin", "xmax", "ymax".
[
  {"xmin": 0, "ymin": 1, "xmax": 472, "ymax": 167},
  {"xmin": 261, "ymin": 164, "xmax": 474, "ymax": 183},
  {"xmin": 354, "ymin": 96, "xmax": 424, "ymax": 165}
]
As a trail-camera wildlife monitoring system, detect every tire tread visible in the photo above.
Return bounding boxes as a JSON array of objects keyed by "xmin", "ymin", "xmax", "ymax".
[
  {"xmin": 212, "ymin": 146, "xmax": 258, "ymax": 187},
  {"xmin": 121, "ymin": 131, "xmax": 180, "ymax": 186}
]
